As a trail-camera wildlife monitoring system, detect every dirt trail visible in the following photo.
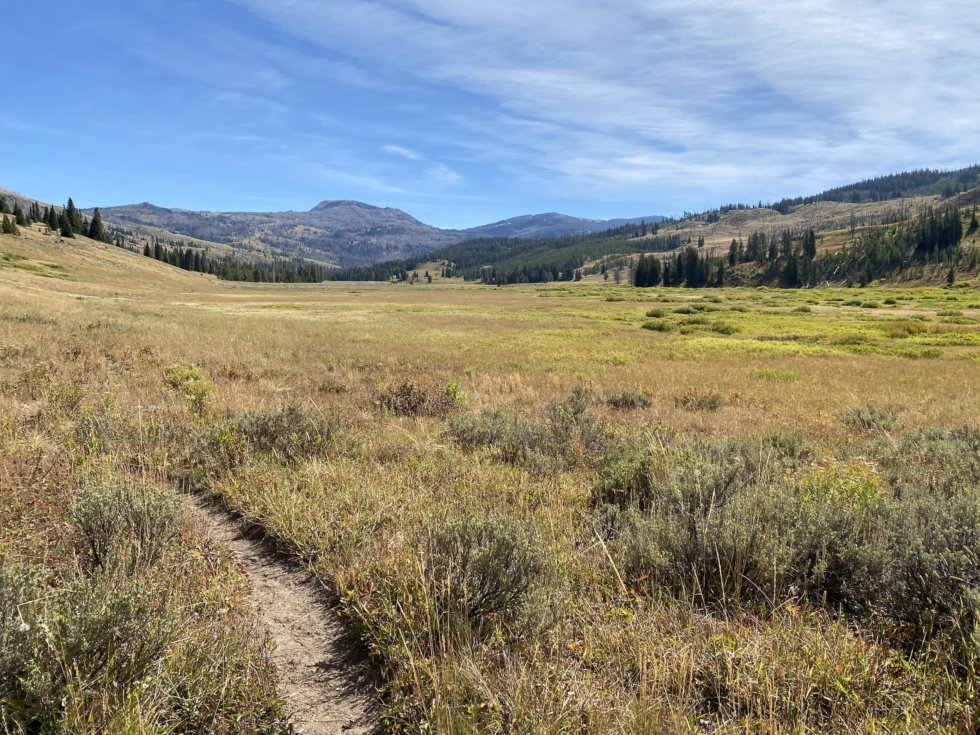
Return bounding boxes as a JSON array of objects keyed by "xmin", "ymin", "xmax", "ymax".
[{"xmin": 186, "ymin": 495, "xmax": 379, "ymax": 735}]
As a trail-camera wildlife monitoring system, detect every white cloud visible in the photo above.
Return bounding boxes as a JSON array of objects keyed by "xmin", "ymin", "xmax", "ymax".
[
  {"xmin": 231, "ymin": 0, "xmax": 980, "ymax": 207},
  {"xmin": 383, "ymin": 144, "xmax": 424, "ymax": 160},
  {"xmin": 425, "ymin": 163, "xmax": 464, "ymax": 186}
]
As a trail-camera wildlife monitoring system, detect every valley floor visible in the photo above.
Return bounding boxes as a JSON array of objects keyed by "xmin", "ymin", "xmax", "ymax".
[{"xmin": 2, "ymin": 230, "xmax": 979, "ymax": 732}]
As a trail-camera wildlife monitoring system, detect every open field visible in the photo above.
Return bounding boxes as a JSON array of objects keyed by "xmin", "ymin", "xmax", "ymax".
[{"xmin": 2, "ymin": 229, "xmax": 980, "ymax": 732}]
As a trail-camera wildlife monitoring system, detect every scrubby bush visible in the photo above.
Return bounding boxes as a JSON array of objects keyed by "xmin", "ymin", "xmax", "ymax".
[
  {"xmin": 843, "ymin": 404, "xmax": 899, "ymax": 432},
  {"xmin": 872, "ymin": 427, "xmax": 980, "ymax": 497},
  {"xmin": 676, "ymin": 390, "xmax": 723, "ymax": 411},
  {"xmin": 71, "ymin": 483, "xmax": 181, "ymax": 575},
  {"xmin": 379, "ymin": 380, "xmax": 462, "ymax": 417},
  {"xmin": 605, "ymin": 390, "xmax": 653, "ymax": 410},
  {"xmin": 233, "ymin": 403, "xmax": 340, "ymax": 462},
  {"xmin": 72, "ymin": 405, "xmax": 121, "ymax": 456},
  {"xmin": 446, "ymin": 389, "xmax": 607, "ymax": 468},
  {"xmin": 0, "ymin": 566, "xmax": 37, "ymax": 703},
  {"xmin": 709, "ymin": 321, "xmax": 739, "ymax": 335},
  {"xmin": 420, "ymin": 512, "xmax": 548, "ymax": 641},
  {"xmin": 592, "ymin": 431, "xmax": 980, "ymax": 648},
  {"xmin": 886, "ymin": 320, "xmax": 929, "ymax": 338},
  {"xmin": 164, "ymin": 363, "xmax": 214, "ymax": 416},
  {"xmin": 641, "ymin": 320, "xmax": 673, "ymax": 332}
]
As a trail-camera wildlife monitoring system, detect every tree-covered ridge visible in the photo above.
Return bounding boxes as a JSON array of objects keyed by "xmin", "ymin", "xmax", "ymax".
[
  {"xmin": 326, "ymin": 222, "xmax": 678, "ymax": 284},
  {"xmin": 139, "ymin": 239, "xmax": 326, "ymax": 283},
  {"xmin": 0, "ymin": 195, "xmax": 112, "ymax": 242},
  {"xmin": 0, "ymin": 193, "xmax": 327, "ymax": 284},
  {"xmin": 776, "ymin": 165, "xmax": 980, "ymax": 209},
  {"xmin": 634, "ymin": 204, "xmax": 975, "ymax": 289}
]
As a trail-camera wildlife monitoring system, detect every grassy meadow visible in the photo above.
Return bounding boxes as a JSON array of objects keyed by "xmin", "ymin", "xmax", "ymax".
[{"xmin": 2, "ymin": 229, "xmax": 980, "ymax": 733}]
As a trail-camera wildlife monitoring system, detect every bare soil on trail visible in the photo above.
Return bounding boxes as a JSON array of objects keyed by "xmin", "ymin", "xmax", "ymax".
[{"xmin": 185, "ymin": 495, "xmax": 379, "ymax": 735}]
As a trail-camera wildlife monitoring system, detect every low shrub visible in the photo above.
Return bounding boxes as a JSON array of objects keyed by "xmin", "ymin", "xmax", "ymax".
[
  {"xmin": 676, "ymin": 390, "xmax": 723, "ymax": 412},
  {"xmin": 708, "ymin": 321, "xmax": 739, "ymax": 335},
  {"xmin": 446, "ymin": 389, "xmax": 607, "ymax": 468},
  {"xmin": 379, "ymin": 380, "xmax": 462, "ymax": 417},
  {"xmin": 233, "ymin": 403, "xmax": 341, "ymax": 462},
  {"xmin": 419, "ymin": 512, "xmax": 549, "ymax": 641},
  {"xmin": 605, "ymin": 390, "xmax": 653, "ymax": 410},
  {"xmin": 842, "ymin": 404, "xmax": 899, "ymax": 432},
  {"xmin": 592, "ymin": 431, "xmax": 980, "ymax": 648},
  {"xmin": 71, "ymin": 483, "xmax": 181, "ymax": 575},
  {"xmin": 164, "ymin": 363, "xmax": 215, "ymax": 416}
]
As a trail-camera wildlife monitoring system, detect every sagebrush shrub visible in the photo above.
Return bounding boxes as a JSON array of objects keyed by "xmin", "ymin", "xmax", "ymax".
[
  {"xmin": 842, "ymin": 404, "xmax": 899, "ymax": 432},
  {"xmin": 420, "ymin": 512, "xmax": 548, "ymax": 640},
  {"xmin": 71, "ymin": 483, "xmax": 181, "ymax": 575},
  {"xmin": 592, "ymin": 430, "xmax": 980, "ymax": 647},
  {"xmin": 605, "ymin": 390, "xmax": 653, "ymax": 410},
  {"xmin": 233, "ymin": 403, "xmax": 340, "ymax": 462},
  {"xmin": 446, "ymin": 389, "xmax": 607, "ymax": 468},
  {"xmin": 379, "ymin": 380, "xmax": 461, "ymax": 417}
]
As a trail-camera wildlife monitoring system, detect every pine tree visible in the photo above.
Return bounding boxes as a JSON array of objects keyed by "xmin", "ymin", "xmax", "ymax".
[
  {"xmin": 65, "ymin": 197, "xmax": 82, "ymax": 232},
  {"xmin": 803, "ymin": 229, "xmax": 817, "ymax": 260},
  {"xmin": 46, "ymin": 207, "xmax": 58, "ymax": 230},
  {"xmin": 0, "ymin": 197, "xmax": 7, "ymax": 214},
  {"xmin": 87, "ymin": 208, "xmax": 107, "ymax": 242},
  {"xmin": 59, "ymin": 212, "xmax": 75, "ymax": 238},
  {"xmin": 1, "ymin": 214, "xmax": 16, "ymax": 235},
  {"xmin": 13, "ymin": 203, "xmax": 27, "ymax": 227}
]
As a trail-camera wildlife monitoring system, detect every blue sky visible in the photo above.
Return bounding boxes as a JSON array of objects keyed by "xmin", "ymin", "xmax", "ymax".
[{"xmin": 3, "ymin": 0, "xmax": 979, "ymax": 228}]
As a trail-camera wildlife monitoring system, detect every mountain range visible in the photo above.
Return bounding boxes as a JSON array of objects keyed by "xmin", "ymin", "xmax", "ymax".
[{"xmin": 84, "ymin": 200, "xmax": 663, "ymax": 268}]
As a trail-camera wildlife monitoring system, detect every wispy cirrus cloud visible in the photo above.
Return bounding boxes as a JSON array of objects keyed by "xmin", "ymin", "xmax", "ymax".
[
  {"xmin": 5, "ymin": 0, "xmax": 978, "ymax": 223},
  {"xmin": 383, "ymin": 144, "xmax": 424, "ymax": 161},
  {"xmin": 229, "ymin": 0, "xmax": 980, "ymax": 211}
]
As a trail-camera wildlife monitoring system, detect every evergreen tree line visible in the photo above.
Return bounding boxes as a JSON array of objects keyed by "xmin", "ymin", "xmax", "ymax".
[
  {"xmin": 658, "ymin": 165, "xmax": 980, "ymax": 224},
  {"xmin": 325, "ymin": 224, "xmax": 679, "ymax": 283},
  {"xmin": 634, "ymin": 247, "xmax": 727, "ymax": 288},
  {"xmin": 812, "ymin": 205, "xmax": 967, "ymax": 286},
  {"xmin": 0, "ymin": 195, "xmax": 113, "ymax": 243},
  {"xmin": 633, "ymin": 205, "xmax": 971, "ymax": 288},
  {"xmin": 139, "ymin": 240, "xmax": 325, "ymax": 283}
]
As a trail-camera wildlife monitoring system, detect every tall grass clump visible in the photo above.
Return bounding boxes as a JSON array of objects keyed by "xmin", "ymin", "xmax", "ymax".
[
  {"xmin": 592, "ymin": 431, "xmax": 980, "ymax": 654},
  {"xmin": 379, "ymin": 380, "xmax": 463, "ymax": 417},
  {"xmin": 843, "ymin": 404, "xmax": 900, "ymax": 431},
  {"xmin": 605, "ymin": 389, "xmax": 653, "ymax": 410},
  {"xmin": 419, "ymin": 511, "xmax": 550, "ymax": 642},
  {"xmin": 446, "ymin": 388, "xmax": 607, "ymax": 468},
  {"xmin": 1, "ymin": 473, "xmax": 287, "ymax": 733}
]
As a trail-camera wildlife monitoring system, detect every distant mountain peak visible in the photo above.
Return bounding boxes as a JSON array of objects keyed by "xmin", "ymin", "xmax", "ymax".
[{"xmin": 310, "ymin": 199, "xmax": 383, "ymax": 212}]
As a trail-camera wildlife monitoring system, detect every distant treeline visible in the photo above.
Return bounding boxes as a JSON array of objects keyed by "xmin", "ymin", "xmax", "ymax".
[
  {"xmin": 139, "ymin": 240, "xmax": 326, "ymax": 283},
  {"xmin": 635, "ymin": 205, "xmax": 975, "ymax": 289},
  {"xmin": 0, "ymin": 195, "xmax": 111, "ymax": 242},
  {"xmin": 0, "ymin": 193, "xmax": 327, "ymax": 284},
  {"xmin": 678, "ymin": 165, "xmax": 980, "ymax": 223},
  {"xmin": 326, "ymin": 222, "xmax": 679, "ymax": 284}
]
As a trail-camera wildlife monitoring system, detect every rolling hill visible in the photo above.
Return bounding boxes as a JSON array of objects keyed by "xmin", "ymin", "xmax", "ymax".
[{"xmin": 82, "ymin": 201, "xmax": 662, "ymax": 268}]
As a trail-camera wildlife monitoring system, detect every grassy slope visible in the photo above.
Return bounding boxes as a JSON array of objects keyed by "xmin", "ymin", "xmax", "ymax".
[{"xmin": 2, "ymin": 228, "xmax": 980, "ymax": 732}]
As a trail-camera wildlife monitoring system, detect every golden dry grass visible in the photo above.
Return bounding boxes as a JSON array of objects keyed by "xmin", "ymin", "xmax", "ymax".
[{"xmin": 2, "ymin": 225, "xmax": 980, "ymax": 733}]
